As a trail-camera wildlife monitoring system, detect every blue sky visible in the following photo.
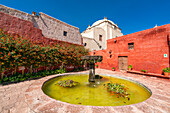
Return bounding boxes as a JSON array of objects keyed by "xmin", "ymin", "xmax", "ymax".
[{"xmin": 0, "ymin": 0, "xmax": 170, "ymax": 35}]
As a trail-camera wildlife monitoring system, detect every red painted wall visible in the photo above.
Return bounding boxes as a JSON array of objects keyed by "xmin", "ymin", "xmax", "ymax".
[{"xmin": 95, "ymin": 24, "xmax": 170, "ymax": 74}]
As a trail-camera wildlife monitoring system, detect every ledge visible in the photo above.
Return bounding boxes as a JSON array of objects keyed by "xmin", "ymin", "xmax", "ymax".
[{"xmin": 127, "ymin": 70, "xmax": 170, "ymax": 79}]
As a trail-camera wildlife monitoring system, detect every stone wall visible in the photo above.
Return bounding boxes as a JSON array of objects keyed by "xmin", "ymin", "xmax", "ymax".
[
  {"xmin": 94, "ymin": 27, "xmax": 106, "ymax": 49},
  {"xmin": 0, "ymin": 4, "xmax": 82, "ymax": 45},
  {"xmin": 83, "ymin": 37, "xmax": 98, "ymax": 51},
  {"xmin": 0, "ymin": 11, "xmax": 82, "ymax": 47},
  {"xmin": 95, "ymin": 24, "xmax": 170, "ymax": 74},
  {"xmin": 107, "ymin": 24, "xmax": 123, "ymax": 39},
  {"xmin": 33, "ymin": 12, "xmax": 82, "ymax": 45},
  {"xmin": 0, "ymin": 5, "xmax": 32, "ymax": 21},
  {"xmin": 83, "ymin": 27, "xmax": 106, "ymax": 51}
]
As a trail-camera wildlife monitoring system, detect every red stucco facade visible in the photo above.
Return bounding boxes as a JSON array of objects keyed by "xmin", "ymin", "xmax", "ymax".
[{"xmin": 95, "ymin": 24, "xmax": 170, "ymax": 74}]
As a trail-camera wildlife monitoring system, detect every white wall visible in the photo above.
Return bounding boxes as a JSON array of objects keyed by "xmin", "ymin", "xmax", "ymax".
[
  {"xmin": 81, "ymin": 30, "xmax": 93, "ymax": 38},
  {"xmin": 82, "ymin": 19, "xmax": 123, "ymax": 50}
]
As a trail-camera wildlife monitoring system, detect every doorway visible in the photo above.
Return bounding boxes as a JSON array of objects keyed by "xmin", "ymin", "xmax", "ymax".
[{"xmin": 118, "ymin": 56, "xmax": 128, "ymax": 70}]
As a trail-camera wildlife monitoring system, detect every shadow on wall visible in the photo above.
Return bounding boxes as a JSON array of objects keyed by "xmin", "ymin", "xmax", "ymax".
[
  {"xmin": 32, "ymin": 16, "xmax": 39, "ymax": 29},
  {"xmin": 93, "ymin": 38, "xmax": 103, "ymax": 50},
  {"xmin": 39, "ymin": 14, "xmax": 48, "ymax": 28}
]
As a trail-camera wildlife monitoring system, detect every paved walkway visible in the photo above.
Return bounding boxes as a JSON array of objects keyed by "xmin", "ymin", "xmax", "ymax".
[{"xmin": 0, "ymin": 69, "xmax": 169, "ymax": 113}]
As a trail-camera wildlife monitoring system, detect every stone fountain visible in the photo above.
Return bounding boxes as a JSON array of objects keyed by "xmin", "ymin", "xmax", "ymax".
[
  {"xmin": 81, "ymin": 55, "xmax": 103, "ymax": 82},
  {"xmin": 42, "ymin": 53, "xmax": 151, "ymax": 106}
]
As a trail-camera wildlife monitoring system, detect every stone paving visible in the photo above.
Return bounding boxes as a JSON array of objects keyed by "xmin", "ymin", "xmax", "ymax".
[{"xmin": 0, "ymin": 69, "xmax": 170, "ymax": 113}]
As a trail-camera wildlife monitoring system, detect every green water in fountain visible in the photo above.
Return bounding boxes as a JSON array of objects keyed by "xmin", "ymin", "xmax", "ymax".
[{"xmin": 42, "ymin": 74, "xmax": 151, "ymax": 106}]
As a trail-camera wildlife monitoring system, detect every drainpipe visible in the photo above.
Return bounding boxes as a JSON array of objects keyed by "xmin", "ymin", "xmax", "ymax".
[{"xmin": 167, "ymin": 34, "xmax": 170, "ymax": 68}]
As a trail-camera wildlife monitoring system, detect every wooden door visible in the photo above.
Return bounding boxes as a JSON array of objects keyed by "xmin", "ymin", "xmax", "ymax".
[{"xmin": 118, "ymin": 56, "xmax": 128, "ymax": 70}]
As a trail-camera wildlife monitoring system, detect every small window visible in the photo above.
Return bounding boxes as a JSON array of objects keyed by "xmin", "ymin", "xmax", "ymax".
[
  {"xmin": 63, "ymin": 31, "xmax": 67, "ymax": 36},
  {"xmin": 128, "ymin": 43, "xmax": 134, "ymax": 50},
  {"xmin": 99, "ymin": 35, "xmax": 102, "ymax": 41}
]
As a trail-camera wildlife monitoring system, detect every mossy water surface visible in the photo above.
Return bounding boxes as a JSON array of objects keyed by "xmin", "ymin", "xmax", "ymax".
[{"xmin": 42, "ymin": 74, "xmax": 151, "ymax": 106}]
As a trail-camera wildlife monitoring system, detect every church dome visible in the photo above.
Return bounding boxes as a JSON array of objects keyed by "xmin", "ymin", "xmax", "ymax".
[{"xmin": 91, "ymin": 17, "xmax": 117, "ymax": 27}]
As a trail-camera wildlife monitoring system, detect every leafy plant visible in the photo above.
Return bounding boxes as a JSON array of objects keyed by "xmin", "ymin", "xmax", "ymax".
[
  {"xmin": 0, "ymin": 68, "xmax": 66, "ymax": 84},
  {"xmin": 57, "ymin": 68, "xmax": 66, "ymax": 74},
  {"xmin": 112, "ymin": 67, "xmax": 115, "ymax": 69},
  {"xmin": 56, "ymin": 79, "xmax": 79, "ymax": 88},
  {"xmin": 104, "ymin": 83, "xmax": 130, "ymax": 100},
  {"xmin": 141, "ymin": 69, "xmax": 147, "ymax": 73},
  {"xmin": 163, "ymin": 67, "xmax": 170, "ymax": 73},
  {"xmin": 3, "ymin": 77, "xmax": 8, "ymax": 82},
  {"xmin": 128, "ymin": 65, "xmax": 132, "ymax": 69}
]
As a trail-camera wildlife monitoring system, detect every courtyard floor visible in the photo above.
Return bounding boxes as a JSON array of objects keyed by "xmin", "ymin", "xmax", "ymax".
[{"xmin": 0, "ymin": 69, "xmax": 169, "ymax": 113}]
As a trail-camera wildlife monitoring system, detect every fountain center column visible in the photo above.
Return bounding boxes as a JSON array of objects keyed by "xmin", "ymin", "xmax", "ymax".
[
  {"xmin": 89, "ymin": 61, "xmax": 95, "ymax": 82},
  {"xmin": 81, "ymin": 55, "xmax": 103, "ymax": 83}
]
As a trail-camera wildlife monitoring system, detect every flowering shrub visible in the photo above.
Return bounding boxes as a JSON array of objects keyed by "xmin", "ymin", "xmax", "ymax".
[
  {"xmin": 104, "ymin": 83, "xmax": 130, "ymax": 100},
  {"xmin": 0, "ymin": 29, "xmax": 89, "ymax": 79}
]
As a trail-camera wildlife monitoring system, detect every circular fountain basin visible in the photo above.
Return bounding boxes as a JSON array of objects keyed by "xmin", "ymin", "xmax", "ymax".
[{"xmin": 42, "ymin": 74, "xmax": 151, "ymax": 106}]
